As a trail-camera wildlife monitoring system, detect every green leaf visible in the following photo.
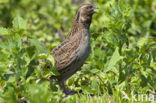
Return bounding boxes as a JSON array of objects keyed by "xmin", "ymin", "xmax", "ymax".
[
  {"xmin": 26, "ymin": 46, "xmax": 36, "ymax": 59},
  {"xmin": 15, "ymin": 34, "xmax": 22, "ymax": 48},
  {"xmin": 12, "ymin": 15, "xmax": 27, "ymax": 30},
  {"xmin": 29, "ymin": 38, "xmax": 48, "ymax": 53},
  {"xmin": 47, "ymin": 54, "xmax": 55, "ymax": 66},
  {"xmin": 0, "ymin": 27, "xmax": 9, "ymax": 36},
  {"xmin": 38, "ymin": 53, "xmax": 55, "ymax": 66},
  {"xmin": 137, "ymin": 32, "xmax": 149, "ymax": 47},
  {"xmin": 7, "ymin": 76, "xmax": 16, "ymax": 83},
  {"xmin": 90, "ymin": 69, "xmax": 99, "ymax": 73},
  {"xmin": 91, "ymin": 78, "xmax": 98, "ymax": 90},
  {"xmin": 104, "ymin": 47, "xmax": 123, "ymax": 72},
  {"xmin": 151, "ymin": 61, "xmax": 156, "ymax": 70}
]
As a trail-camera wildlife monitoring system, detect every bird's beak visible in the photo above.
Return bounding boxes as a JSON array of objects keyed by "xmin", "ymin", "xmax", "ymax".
[{"xmin": 92, "ymin": 6, "xmax": 99, "ymax": 13}]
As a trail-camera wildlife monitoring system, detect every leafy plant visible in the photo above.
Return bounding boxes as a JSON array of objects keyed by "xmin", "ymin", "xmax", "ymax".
[{"xmin": 0, "ymin": 0, "xmax": 155, "ymax": 103}]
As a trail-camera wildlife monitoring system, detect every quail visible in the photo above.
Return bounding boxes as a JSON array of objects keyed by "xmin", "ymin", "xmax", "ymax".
[{"xmin": 51, "ymin": 4, "xmax": 98, "ymax": 95}]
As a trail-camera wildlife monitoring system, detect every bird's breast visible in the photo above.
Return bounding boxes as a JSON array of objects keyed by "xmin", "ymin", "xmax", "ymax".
[{"xmin": 77, "ymin": 30, "xmax": 91, "ymax": 60}]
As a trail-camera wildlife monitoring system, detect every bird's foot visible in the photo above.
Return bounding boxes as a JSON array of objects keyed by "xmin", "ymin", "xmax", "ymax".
[
  {"xmin": 64, "ymin": 90, "xmax": 77, "ymax": 96},
  {"xmin": 61, "ymin": 82, "xmax": 78, "ymax": 96}
]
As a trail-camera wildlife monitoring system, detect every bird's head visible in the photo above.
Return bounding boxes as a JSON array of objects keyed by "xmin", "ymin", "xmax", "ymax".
[{"xmin": 74, "ymin": 4, "xmax": 98, "ymax": 25}]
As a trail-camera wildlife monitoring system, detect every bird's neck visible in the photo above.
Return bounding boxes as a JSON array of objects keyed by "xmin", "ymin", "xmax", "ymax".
[
  {"xmin": 73, "ymin": 20, "xmax": 91, "ymax": 30},
  {"xmin": 67, "ymin": 20, "xmax": 91, "ymax": 38}
]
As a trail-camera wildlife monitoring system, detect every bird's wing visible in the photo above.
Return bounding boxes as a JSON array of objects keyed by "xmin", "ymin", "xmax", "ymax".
[{"xmin": 51, "ymin": 32, "xmax": 82, "ymax": 71}]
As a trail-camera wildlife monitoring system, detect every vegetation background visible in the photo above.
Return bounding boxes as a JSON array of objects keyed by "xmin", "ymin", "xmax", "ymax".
[{"xmin": 0, "ymin": 0, "xmax": 155, "ymax": 103}]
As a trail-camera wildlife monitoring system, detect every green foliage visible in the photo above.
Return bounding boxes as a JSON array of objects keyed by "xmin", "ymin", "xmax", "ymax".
[
  {"xmin": 0, "ymin": 16, "xmax": 62, "ymax": 103},
  {"xmin": 12, "ymin": 15, "xmax": 27, "ymax": 31},
  {"xmin": 0, "ymin": 0, "xmax": 156, "ymax": 103},
  {"xmin": 104, "ymin": 47, "xmax": 123, "ymax": 72}
]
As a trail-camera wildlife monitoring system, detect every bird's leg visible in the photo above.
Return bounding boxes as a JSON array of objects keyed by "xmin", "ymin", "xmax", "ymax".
[{"xmin": 61, "ymin": 82, "xmax": 68, "ymax": 95}]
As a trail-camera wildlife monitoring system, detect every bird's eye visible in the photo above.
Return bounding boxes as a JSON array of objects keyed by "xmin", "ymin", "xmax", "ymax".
[
  {"xmin": 86, "ymin": 6, "xmax": 92, "ymax": 9},
  {"xmin": 86, "ymin": 5, "xmax": 93, "ymax": 9}
]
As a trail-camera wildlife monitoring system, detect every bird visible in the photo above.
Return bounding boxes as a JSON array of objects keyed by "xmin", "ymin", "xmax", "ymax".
[{"xmin": 51, "ymin": 4, "xmax": 98, "ymax": 95}]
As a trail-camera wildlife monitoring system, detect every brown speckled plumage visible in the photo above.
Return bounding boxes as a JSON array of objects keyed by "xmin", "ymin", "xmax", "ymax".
[{"xmin": 51, "ymin": 4, "xmax": 97, "ymax": 95}]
